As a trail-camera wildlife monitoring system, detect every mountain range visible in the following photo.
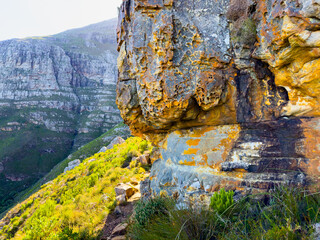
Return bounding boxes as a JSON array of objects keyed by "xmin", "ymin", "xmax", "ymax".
[{"xmin": 0, "ymin": 18, "xmax": 121, "ymax": 212}]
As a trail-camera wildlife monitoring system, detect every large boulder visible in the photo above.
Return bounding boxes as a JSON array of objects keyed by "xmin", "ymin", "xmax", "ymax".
[
  {"xmin": 116, "ymin": 0, "xmax": 320, "ymax": 200},
  {"xmin": 64, "ymin": 159, "xmax": 81, "ymax": 173},
  {"xmin": 107, "ymin": 136, "xmax": 125, "ymax": 150}
]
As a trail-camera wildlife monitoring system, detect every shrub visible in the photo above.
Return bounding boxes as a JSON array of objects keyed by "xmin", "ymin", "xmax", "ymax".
[
  {"xmin": 227, "ymin": 0, "xmax": 257, "ymax": 47},
  {"xmin": 128, "ymin": 196, "xmax": 176, "ymax": 240},
  {"xmin": 138, "ymin": 140, "xmax": 149, "ymax": 153},
  {"xmin": 210, "ymin": 188, "xmax": 234, "ymax": 215},
  {"xmin": 133, "ymin": 196, "xmax": 173, "ymax": 227},
  {"xmin": 128, "ymin": 187, "xmax": 320, "ymax": 240}
]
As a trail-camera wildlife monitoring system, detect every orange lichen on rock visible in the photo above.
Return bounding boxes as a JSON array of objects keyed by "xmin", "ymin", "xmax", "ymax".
[
  {"xmin": 118, "ymin": 0, "xmax": 320, "ymax": 200},
  {"xmin": 255, "ymin": 2, "xmax": 320, "ymax": 118},
  {"xmin": 186, "ymin": 139, "xmax": 201, "ymax": 146},
  {"xmin": 183, "ymin": 148, "xmax": 200, "ymax": 155},
  {"xmin": 299, "ymin": 119, "xmax": 320, "ymax": 187},
  {"xmin": 178, "ymin": 160, "xmax": 196, "ymax": 167}
]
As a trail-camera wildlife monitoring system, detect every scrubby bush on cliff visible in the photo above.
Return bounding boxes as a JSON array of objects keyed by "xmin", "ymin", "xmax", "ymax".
[
  {"xmin": 227, "ymin": 0, "xmax": 257, "ymax": 47},
  {"xmin": 133, "ymin": 196, "xmax": 174, "ymax": 227},
  {"xmin": 128, "ymin": 187, "xmax": 320, "ymax": 240},
  {"xmin": 0, "ymin": 137, "xmax": 152, "ymax": 239},
  {"xmin": 210, "ymin": 188, "xmax": 234, "ymax": 215}
]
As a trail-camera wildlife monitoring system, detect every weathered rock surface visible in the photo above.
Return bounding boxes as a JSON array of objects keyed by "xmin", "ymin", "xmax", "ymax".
[
  {"xmin": 0, "ymin": 19, "xmax": 122, "ymax": 210},
  {"xmin": 99, "ymin": 136, "xmax": 126, "ymax": 153},
  {"xmin": 106, "ymin": 136, "xmax": 126, "ymax": 149},
  {"xmin": 115, "ymin": 183, "xmax": 137, "ymax": 200},
  {"xmin": 313, "ymin": 223, "xmax": 320, "ymax": 240},
  {"xmin": 117, "ymin": 0, "xmax": 320, "ymax": 200},
  {"xmin": 63, "ymin": 159, "xmax": 81, "ymax": 173}
]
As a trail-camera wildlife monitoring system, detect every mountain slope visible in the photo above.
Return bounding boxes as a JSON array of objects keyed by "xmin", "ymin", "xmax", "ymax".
[
  {"xmin": 0, "ymin": 137, "xmax": 151, "ymax": 239},
  {"xmin": 8, "ymin": 122, "xmax": 131, "ymax": 214},
  {"xmin": 0, "ymin": 18, "xmax": 121, "ymax": 213}
]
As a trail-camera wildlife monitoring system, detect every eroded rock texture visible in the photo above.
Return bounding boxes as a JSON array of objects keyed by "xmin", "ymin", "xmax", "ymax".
[{"xmin": 117, "ymin": 0, "xmax": 320, "ymax": 200}]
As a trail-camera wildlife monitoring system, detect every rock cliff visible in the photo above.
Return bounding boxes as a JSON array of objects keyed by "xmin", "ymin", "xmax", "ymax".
[
  {"xmin": 117, "ymin": 0, "xmax": 320, "ymax": 201},
  {"xmin": 0, "ymin": 19, "xmax": 122, "ymax": 208}
]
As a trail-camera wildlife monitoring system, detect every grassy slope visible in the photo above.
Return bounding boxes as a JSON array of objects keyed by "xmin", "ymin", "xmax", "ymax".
[
  {"xmin": 0, "ymin": 137, "xmax": 151, "ymax": 239},
  {"xmin": 0, "ymin": 123, "xmax": 131, "ymax": 219},
  {"xmin": 0, "ymin": 123, "xmax": 74, "ymax": 214}
]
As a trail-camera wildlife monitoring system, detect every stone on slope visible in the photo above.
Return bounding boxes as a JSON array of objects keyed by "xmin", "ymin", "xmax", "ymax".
[
  {"xmin": 63, "ymin": 159, "xmax": 81, "ymax": 173},
  {"xmin": 115, "ymin": 183, "xmax": 136, "ymax": 199},
  {"xmin": 106, "ymin": 136, "xmax": 125, "ymax": 149},
  {"xmin": 111, "ymin": 223, "xmax": 128, "ymax": 237},
  {"xmin": 98, "ymin": 146, "xmax": 108, "ymax": 153}
]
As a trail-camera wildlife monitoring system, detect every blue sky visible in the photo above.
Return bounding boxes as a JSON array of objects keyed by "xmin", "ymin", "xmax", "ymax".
[{"xmin": 0, "ymin": 0, "xmax": 123, "ymax": 41}]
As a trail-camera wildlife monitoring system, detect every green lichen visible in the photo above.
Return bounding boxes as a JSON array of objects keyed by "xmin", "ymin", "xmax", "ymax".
[{"xmin": 231, "ymin": 17, "xmax": 257, "ymax": 46}]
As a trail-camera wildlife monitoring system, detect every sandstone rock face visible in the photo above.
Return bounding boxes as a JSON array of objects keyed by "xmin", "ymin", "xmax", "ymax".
[
  {"xmin": 0, "ymin": 19, "xmax": 122, "ymax": 209},
  {"xmin": 117, "ymin": 0, "xmax": 320, "ymax": 200}
]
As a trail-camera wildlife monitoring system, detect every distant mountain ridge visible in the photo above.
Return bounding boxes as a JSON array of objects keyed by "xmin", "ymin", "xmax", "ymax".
[{"xmin": 0, "ymin": 18, "xmax": 121, "ymax": 212}]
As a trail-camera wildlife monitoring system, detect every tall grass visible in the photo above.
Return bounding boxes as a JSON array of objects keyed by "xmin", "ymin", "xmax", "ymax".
[{"xmin": 128, "ymin": 187, "xmax": 320, "ymax": 240}]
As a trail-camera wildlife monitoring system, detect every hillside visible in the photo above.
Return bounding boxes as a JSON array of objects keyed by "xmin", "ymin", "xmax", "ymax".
[
  {"xmin": 0, "ymin": 18, "xmax": 121, "ymax": 214},
  {"xmin": 0, "ymin": 123, "xmax": 131, "ymax": 217},
  {"xmin": 0, "ymin": 137, "xmax": 152, "ymax": 239}
]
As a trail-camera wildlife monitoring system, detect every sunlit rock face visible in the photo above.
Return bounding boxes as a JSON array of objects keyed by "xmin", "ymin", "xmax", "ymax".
[
  {"xmin": 254, "ymin": 0, "xmax": 320, "ymax": 117},
  {"xmin": 117, "ymin": 0, "xmax": 320, "ymax": 200}
]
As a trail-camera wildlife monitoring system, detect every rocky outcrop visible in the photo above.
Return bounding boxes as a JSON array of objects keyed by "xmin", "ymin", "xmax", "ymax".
[
  {"xmin": 63, "ymin": 159, "xmax": 81, "ymax": 173},
  {"xmin": 0, "ymin": 19, "xmax": 122, "ymax": 210},
  {"xmin": 117, "ymin": 0, "xmax": 320, "ymax": 201}
]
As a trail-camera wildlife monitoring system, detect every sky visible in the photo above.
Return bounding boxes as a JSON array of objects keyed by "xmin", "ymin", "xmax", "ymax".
[{"xmin": 0, "ymin": 0, "xmax": 123, "ymax": 41}]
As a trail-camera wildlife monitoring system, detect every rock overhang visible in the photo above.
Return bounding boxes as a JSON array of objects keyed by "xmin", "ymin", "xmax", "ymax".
[{"xmin": 116, "ymin": 0, "xmax": 320, "ymax": 199}]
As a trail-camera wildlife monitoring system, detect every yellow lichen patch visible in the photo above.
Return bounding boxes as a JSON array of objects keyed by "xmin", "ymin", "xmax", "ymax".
[
  {"xmin": 186, "ymin": 139, "xmax": 201, "ymax": 146},
  {"xmin": 159, "ymin": 136, "xmax": 168, "ymax": 150},
  {"xmin": 190, "ymin": 127, "xmax": 216, "ymax": 137},
  {"xmin": 233, "ymin": 169, "xmax": 247, "ymax": 173},
  {"xmin": 299, "ymin": 119, "xmax": 320, "ymax": 187},
  {"xmin": 183, "ymin": 148, "xmax": 200, "ymax": 155},
  {"xmin": 166, "ymin": 158, "xmax": 173, "ymax": 164},
  {"xmin": 178, "ymin": 160, "xmax": 196, "ymax": 166},
  {"xmin": 201, "ymin": 154, "xmax": 208, "ymax": 165},
  {"xmin": 217, "ymin": 125, "xmax": 241, "ymax": 160},
  {"xmin": 196, "ymin": 167, "xmax": 245, "ymax": 179}
]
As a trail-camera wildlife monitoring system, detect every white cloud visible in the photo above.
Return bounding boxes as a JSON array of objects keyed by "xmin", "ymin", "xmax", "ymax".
[{"xmin": 0, "ymin": 0, "xmax": 123, "ymax": 41}]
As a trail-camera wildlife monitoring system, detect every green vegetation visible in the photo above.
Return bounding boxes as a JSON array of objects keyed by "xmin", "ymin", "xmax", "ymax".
[
  {"xmin": 69, "ymin": 123, "xmax": 130, "ymax": 162},
  {"xmin": 210, "ymin": 188, "xmax": 234, "ymax": 215},
  {"xmin": 1, "ymin": 123, "xmax": 130, "ymax": 218},
  {"xmin": 132, "ymin": 196, "xmax": 174, "ymax": 228},
  {"xmin": 0, "ymin": 137, "xmax": 152, "ymax": 239},
  {"xmin": 231, "ymin": 17, "xmax": 257, "ymax": 46},
  {"xmin": 0, "ymin": 123, "xmax": 74, "ymax": 214},
  {"xmin": 128, "ymin": 187, "xmax": 320, "ymax": 240}
]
